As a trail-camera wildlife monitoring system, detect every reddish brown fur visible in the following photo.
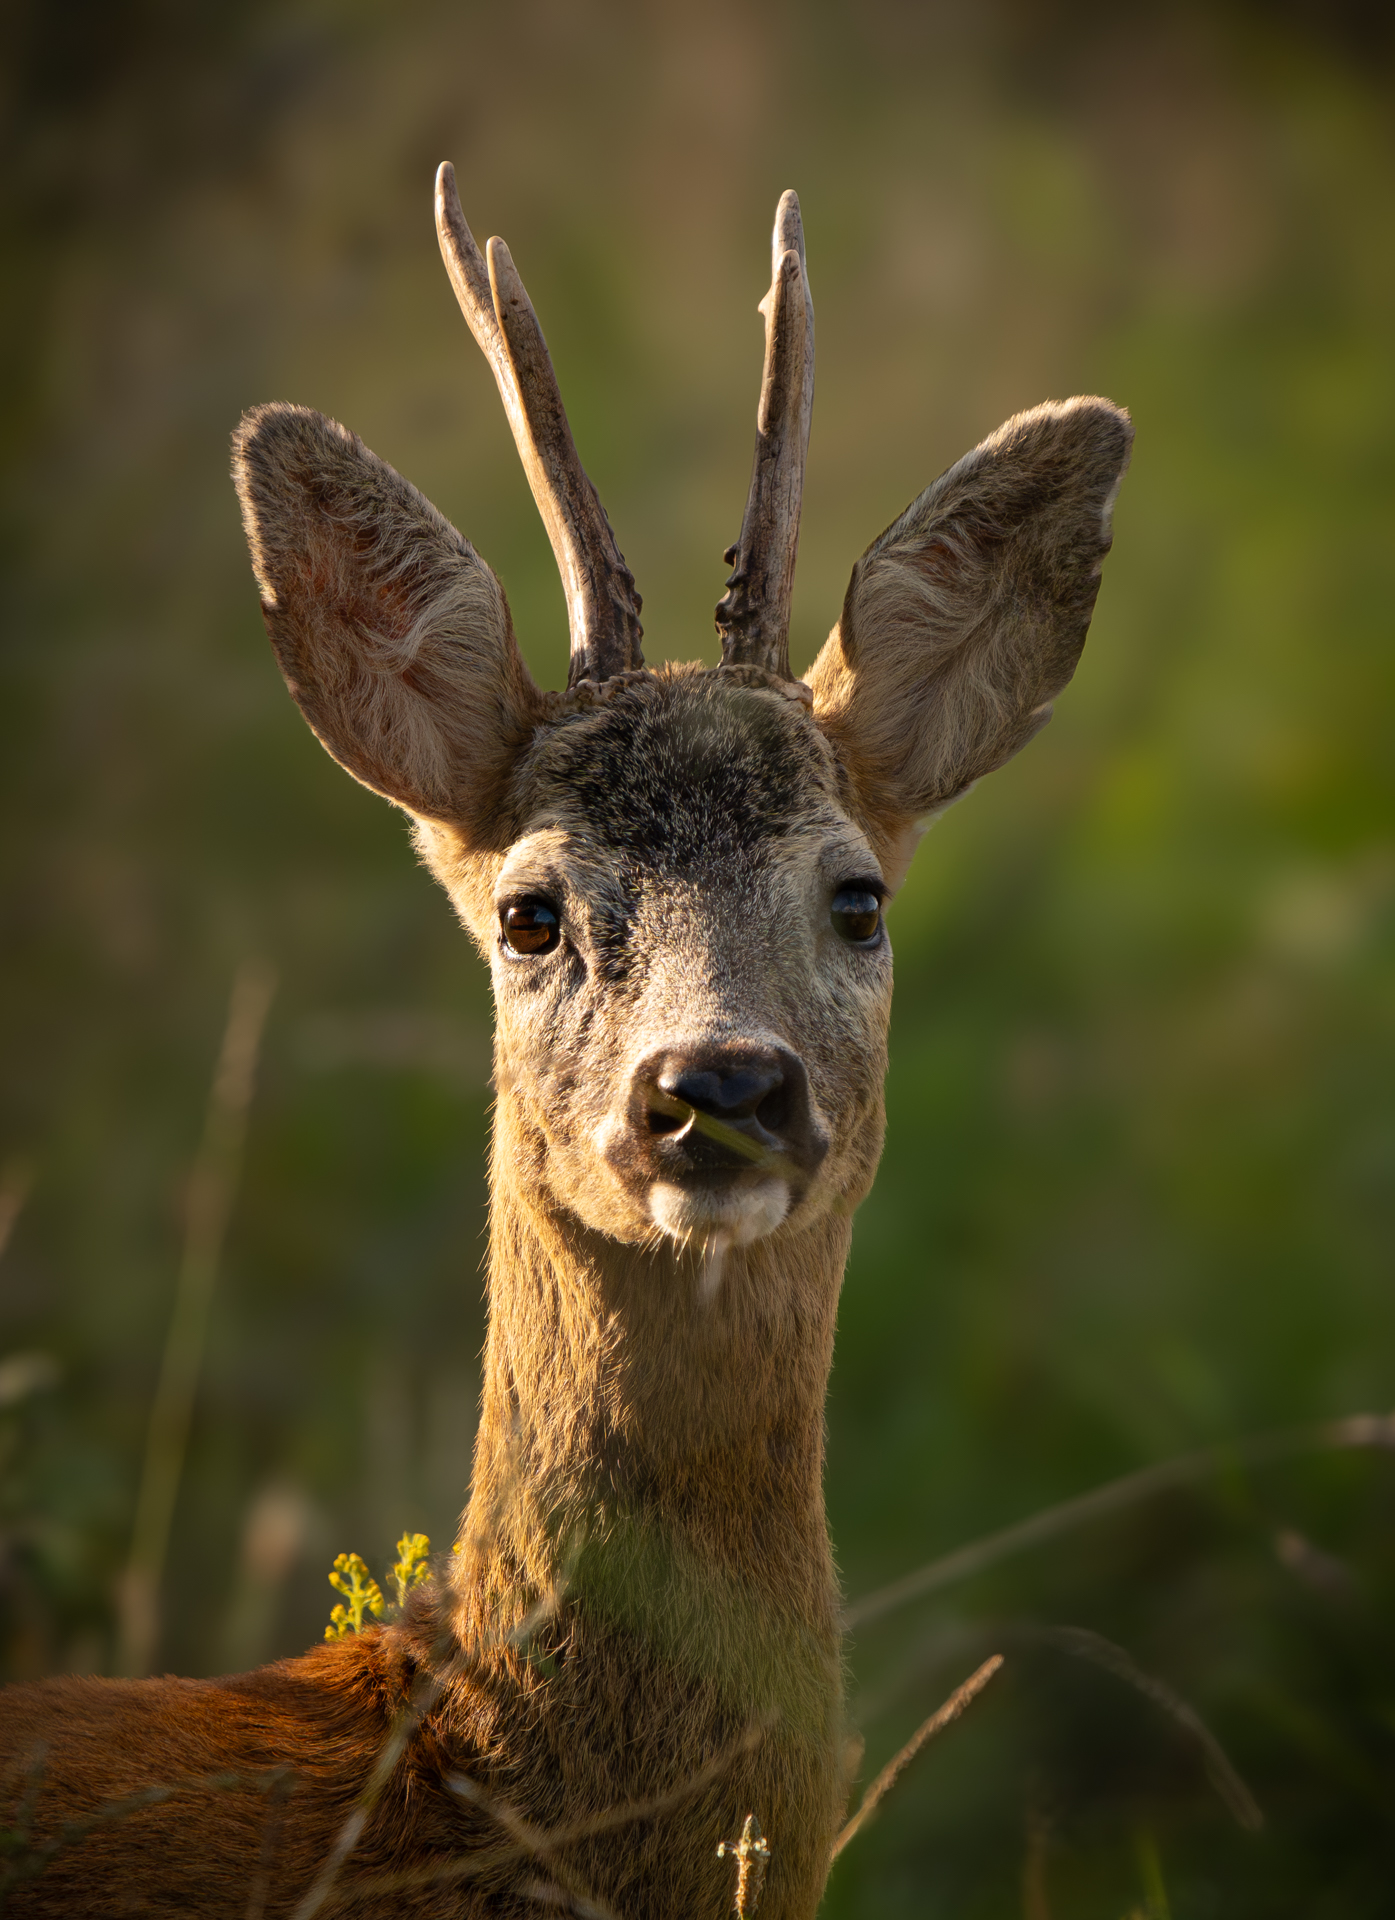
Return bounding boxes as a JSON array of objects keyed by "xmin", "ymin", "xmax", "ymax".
[{"xmin": 0, "ymin": 203, "xmax": 1130, "ymax": 1917}]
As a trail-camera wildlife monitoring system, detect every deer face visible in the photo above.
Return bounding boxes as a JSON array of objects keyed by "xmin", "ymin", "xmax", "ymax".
[
  {"xmin": 233, "ymin": 174, "xmax": 1130, "ymax": 1265},
  {"xmin": 431, "ymin": 671, "xmax": 893, "ymax": 1250}
]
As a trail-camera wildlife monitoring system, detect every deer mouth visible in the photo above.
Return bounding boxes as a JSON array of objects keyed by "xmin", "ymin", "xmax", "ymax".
[
  {"xmin": 599, "ymin": 1042, "xmax": 829, "ymax": 1246},
  {"xmin": 636, "ymin": 1099, "xmax": 805, "ymax": 1245},
  {"xmin": 647, "ymin": 1174, "xmax": 791, "ymax": 1245}
]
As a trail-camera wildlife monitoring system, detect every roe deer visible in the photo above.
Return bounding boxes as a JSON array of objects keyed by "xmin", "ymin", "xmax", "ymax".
[{"xmin": 0, "ymin": 166, "xmax": 1131, "ymax": 1917}]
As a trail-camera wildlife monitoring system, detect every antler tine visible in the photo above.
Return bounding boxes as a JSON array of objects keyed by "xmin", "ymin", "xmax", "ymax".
[
  {"xmin": 434, "ymin": 162, "xmax": 643, "ymax": 688},
  {"xmin": 714, "ymin": 189, "xmax": 815, "ymax": 680}
]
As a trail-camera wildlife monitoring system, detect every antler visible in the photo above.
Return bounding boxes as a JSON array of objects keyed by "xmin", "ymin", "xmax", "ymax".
[
  {"xmin": 714, "ymin": 190, "xmax": 815, "ymax": 680},
  {"xmin": 434, "ymin": 162, "xmax": 643, "ymax": 687}
]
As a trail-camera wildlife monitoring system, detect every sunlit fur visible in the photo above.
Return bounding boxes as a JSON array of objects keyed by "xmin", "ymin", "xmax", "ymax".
[
  {"xmin": 0, "ymin": 394, "xmax": 1129, "ymax": 1916},
  {"xmin": 232, "ymin": 403, "xmax": 545, "ymax": 825},
  {"xmin": 810, "ymin": 398, "xmax": 1132, "ymax": 881}
]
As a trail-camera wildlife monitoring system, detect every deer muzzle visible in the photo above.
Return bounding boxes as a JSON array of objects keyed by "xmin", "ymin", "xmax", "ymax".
[{"xmin": 605, "ymin": 1040, "xmax": 828, "ymax": 1244}]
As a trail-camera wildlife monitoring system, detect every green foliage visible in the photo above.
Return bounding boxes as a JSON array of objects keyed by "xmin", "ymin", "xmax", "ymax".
[
  {"xmin": 324, "ymin": 1552, "xmax": 386, "ymax": 1641},
  {"xmin": 324, "ymin": 1533, "xmax": 431, "ymax": 1639},
  {"xmin": 386, "ymin": 1531, "xmax": 431, "ymax": 1610}
]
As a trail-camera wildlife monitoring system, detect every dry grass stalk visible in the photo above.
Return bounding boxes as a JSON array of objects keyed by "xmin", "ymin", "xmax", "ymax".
[
  {"xmin": 0, "ymin": 1763, "xmax": 293, "ymax": 1898},
  {"xmin": 717, "ymin": 1811, "xmax": 772, "ymax": 1916},
  {"xmin": 830, "ymin": 1654, "xmax": 1004, "ymax": 1861},
  {"xmin": 116, "ymin": 958, "xmax": 276, "ymax": 1678},
  {"xmin": 325, "ymin": 1722, "xmax": 765, "ymax": 1904},
  {"xmin": 845, "ymin": 1412, "xmax": 1395, "ymax": 1629},
  {"xmin": 1021, "ymin": 1795, "xmax": 1052, "ymax": 1920},
  {"xmin": 0, "ymin": 1161, "xmax": 34, "ymax": 1269},
  {"xmin": 288, "ymin": 1669, "xmax": 443, "ymax": 1920},
  {"xmin": 1040, "ymin": 1626, "xmax": 1262, "ymax": 1831}
]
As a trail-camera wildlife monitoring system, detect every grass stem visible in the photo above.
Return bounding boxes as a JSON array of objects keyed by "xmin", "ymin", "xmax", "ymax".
[{"xmin": 115, "ymin": 959, "xmax": 275, "ymax": 1677}]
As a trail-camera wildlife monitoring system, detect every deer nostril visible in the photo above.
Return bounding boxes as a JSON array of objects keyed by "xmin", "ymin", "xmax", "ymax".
[
  {"xmin": 661, "ymin": 1067, "xmax": 782, "ymax": 1122},
  {"xmin": 754, "ymin": 1081, "xmax": 792, "ymax": 1134}
]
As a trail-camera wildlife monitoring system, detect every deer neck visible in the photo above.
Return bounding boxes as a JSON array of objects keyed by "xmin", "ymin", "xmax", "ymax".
[{"xmin": 451, "ymin": 1097, "xmax": 848, "ymax": 1647}]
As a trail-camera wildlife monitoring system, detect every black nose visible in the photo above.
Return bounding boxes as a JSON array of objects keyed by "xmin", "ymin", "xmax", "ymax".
[
  {"xmin": 619, "ymin": 1041, "xmax": 825, "ymax": 1182},
  {"xmin": 653, "ymin": 1060, "xmax": 787, "ymax": 1132}
]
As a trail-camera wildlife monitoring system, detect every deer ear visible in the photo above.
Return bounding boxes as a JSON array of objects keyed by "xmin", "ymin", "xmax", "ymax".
[
  {"xmin": 808, "ymin": 397, "xmax": 1131, "ymax": 885},
  {"xmin": 232, "ymin": 403, "xmax": 544, "ymax": 835}
]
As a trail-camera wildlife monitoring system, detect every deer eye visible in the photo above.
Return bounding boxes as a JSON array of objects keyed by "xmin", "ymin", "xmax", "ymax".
[
  {"xmin": 830, "ymin": 887, "xmax": 883, "ymax": 946},
  {"xmin": 501, "ymin": 900, "xmax": 560, "ymax": 956}
]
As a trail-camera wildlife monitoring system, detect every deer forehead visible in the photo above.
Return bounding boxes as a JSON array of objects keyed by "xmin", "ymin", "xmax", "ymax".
[
  {"xmin": 486, "ymin": 672, "xmax": 880, "ymax": 908},
  {"xmin": 519, "ymin": 672, "xmax": 849, "ymax": 850}
]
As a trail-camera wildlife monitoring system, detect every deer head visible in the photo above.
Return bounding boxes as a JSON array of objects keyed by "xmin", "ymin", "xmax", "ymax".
[{"xmin": 233, "ymin": 162, "xmax": 1129, "ymax": 1315}]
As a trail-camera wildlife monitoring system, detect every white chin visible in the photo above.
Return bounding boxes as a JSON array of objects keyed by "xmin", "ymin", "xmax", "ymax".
[{"xmin": 648, "ymin": 1179, "xmax": 790, "ymax": 1247}]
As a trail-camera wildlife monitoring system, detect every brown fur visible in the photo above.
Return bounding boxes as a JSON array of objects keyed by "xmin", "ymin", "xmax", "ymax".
[
  {"xmin": 233, "ymin": 403, "xmax": 546, "ymax": 831},
  {"xmin": 809, "ymin": 398, "xmax": 1132, "ymax": 884},
  {"xmin": 0, "ymin": 298, "xmax": 1129, "ymax": 1912}
]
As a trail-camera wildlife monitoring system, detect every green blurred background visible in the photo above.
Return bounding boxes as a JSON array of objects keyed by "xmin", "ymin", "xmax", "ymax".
[{"xmin": 2, "ymin": 0, "xmax": 1393, "ymax": 1912}]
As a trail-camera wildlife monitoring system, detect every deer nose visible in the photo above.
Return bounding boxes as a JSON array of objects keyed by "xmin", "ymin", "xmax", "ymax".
[
  {"xmin": 623, "ymin": 1042, "xmax": 825, "ymax": 1181},
  {"xmin": 655, "ymin": 1061, "xmax": 783, "ymax": 1127}
]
